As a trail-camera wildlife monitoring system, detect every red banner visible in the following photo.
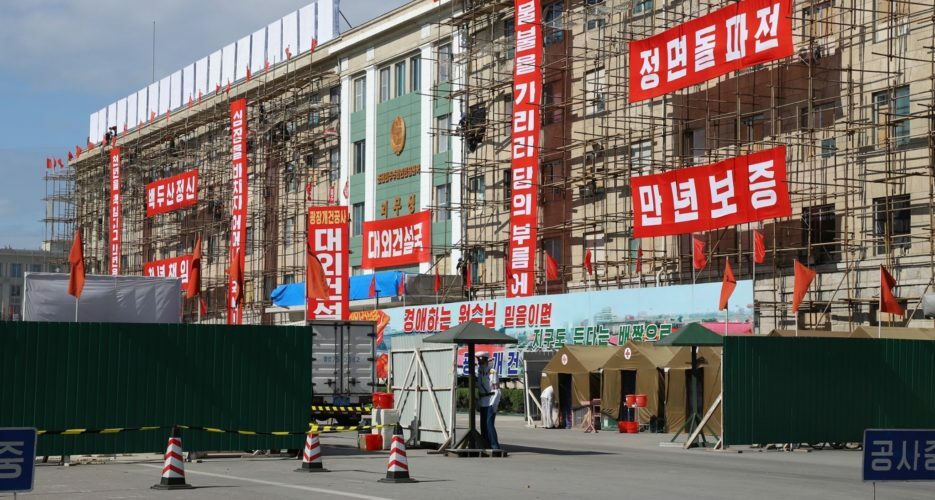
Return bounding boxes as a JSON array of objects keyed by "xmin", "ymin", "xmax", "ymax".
[
  {"xmin": 146, "ymin": 169, "xmax": 198, "ymax": 217},
  {"xmin": 361, "ymin": 211, "xmax": 431, "ymax": 269},
  {"xmin": 631, "ymin": 146, "xmax": 792, "ymax": 237},
  {"xmin": 228, "ymin": 99, "xmax": 248, "ymax": 324},
  {"xmin": 144, "ymin": 255, "xmax": 193, "ymax": 285},
  {"xmin": 109, "ymin": 147, "xmax": 122, "ymax": 276},
  {"xmin": 307, "ymin": 206, "xmax": 349, "ymax": 321},
  {"xmin": 508, "ymin": 0, "xmax": 541, "ymax": 298},
  {"xmin": 628, "ymin": 0, "xmax": 793, "ymax": 103}
]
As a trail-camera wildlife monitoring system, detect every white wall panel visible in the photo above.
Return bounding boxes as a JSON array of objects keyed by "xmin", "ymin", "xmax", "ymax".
[
  {"xmin": 182, "ymin": 64, "xmax": 195, "ymax": 105},
  {"xmin": 137, "ymin": 89, "xmax": 148, "ymax": 125},
  {"xmin": 147, "ymin": 83, "xmax": 159, "ymax": 119},
  {"xmin": 169, "ymin": 71, "xmax": 182, "ymax": 110},
  {"xmin": 221, "ymin": 43, "xmax": 236, "ymax": 85},
  {"xmin": 282, "ymin": 11, "xmax": 298, "ymax": 58},
  {"xmin": 251, "ymin": 28, "xmax": 266, "ymax": 73},
  {"xmin": 195, "ymin": 56, "xmax": 208, "ymax": 99},
  {"xmin": 89, "ymin": 112, "xmax": 98, "ymax": 145},
  {"xmin": 267, "ymin": 19, "xmax": 282, "ymax": 65},
  {"xmin": 299, "ymin": 4, "xmax": 315, "ymax": 52},
  {"xmin": 208, "ymin": 50, "xmax": 222, "ymax": 92},
  {"xmin": 116, "ymin": 98, "xmax": 127, "ymax": 132},
  {"xmin": 127, "ymin": 93, "xmax": 138, "ymax": 130},
  {"xmin": 158, "ymin": 76, "xmax": 170, "ymax": 115},
  {"xmin": 97, "ymin": 108, "xmax": 107, "ymax": 143},
  {"xmin": 107, "ymin": 102, "xmax": 117, "ymax": 131},
  {"xmin": 319, "ymin": 0, "xmax": 337, "ymax": 41},
  {"xmin": 236, "ymin": 36, "xmax": 250, "ymax": 81}
]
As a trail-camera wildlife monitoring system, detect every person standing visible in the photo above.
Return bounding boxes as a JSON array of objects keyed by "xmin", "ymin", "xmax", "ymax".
[
  {"xmin": 476, "ymin": 352, "xmax": 500, "ymax": 449},
  {"xmin": 540, "ymin": 384, "xmax": 554, "ymax": 428}
]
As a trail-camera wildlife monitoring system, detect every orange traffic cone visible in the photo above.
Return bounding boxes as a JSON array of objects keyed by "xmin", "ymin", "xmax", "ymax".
[
  {"xmin": 152, "ymin": 427, "xmax": 194, "ymax": 490},
  {"xmin": 379, "ymin": 430, "xmax": 416, "ymax": 483},
  {"xmin": 295, "ymin": 432, "xmax": 328, "ymax": 472}
]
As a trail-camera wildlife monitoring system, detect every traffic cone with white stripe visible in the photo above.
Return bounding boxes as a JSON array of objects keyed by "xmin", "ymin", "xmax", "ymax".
[
  {"xmin": 152, "ymin": 427, "xmax": 194, "ymax": 490},
  {"xmin": 295, "ymin": 432, "xmax": 328, "ymax": 472},
  {"xmin": 379, "ymin": 426, "xmax": 416, "ymax": 483}
]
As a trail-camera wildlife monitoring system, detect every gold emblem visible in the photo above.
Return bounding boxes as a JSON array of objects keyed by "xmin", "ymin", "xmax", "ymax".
[{"xmin": 390, "ymin": 116, "xmax": 406, "ymax": 156}]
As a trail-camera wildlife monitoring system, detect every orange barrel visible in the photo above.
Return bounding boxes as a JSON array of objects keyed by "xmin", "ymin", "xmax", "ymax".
[
  {"xmin": 372, "ymin": 392, "xmax": 395, "ymax": 410},
  {"xmin": 626, "ymin": 421, "xmax": 639, "ymax": 434},
  {"xmin": 617, "ymin": 421, "xmax": 628, "ymax": 433},
  {"xmin": 364, "ymin": 434, "xmax": 383, "ymax": 451},
  {"xmin": 624, "ymin": 394, "xmax": 636, "ymax": 407},
  {"xmin": 635, "ymin": 394, "xmax": 648, "ymax": 408}
]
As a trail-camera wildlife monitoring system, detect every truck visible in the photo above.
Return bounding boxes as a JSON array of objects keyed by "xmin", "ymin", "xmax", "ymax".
[{"xmin": 308, "ymin": 321, "xmax": 376, "ymax": 423}]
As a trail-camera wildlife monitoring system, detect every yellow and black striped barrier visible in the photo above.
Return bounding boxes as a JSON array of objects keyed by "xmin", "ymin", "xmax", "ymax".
[
  {"xmin": 38, "ymin": 426, "xmax": 166, "ymax": 436},
  {"xmin": 37, "ymin": 423, "xmax": 391, "ymax": 437},
  {"xmin": 310, "ymin": 405, "xmax": 372, "ymax": 414}
]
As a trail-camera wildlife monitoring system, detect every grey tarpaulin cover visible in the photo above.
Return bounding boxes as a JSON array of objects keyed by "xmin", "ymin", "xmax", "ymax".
[{"xmin": 23, "ymin": 273, "xmax": 181, "ymax": 323}]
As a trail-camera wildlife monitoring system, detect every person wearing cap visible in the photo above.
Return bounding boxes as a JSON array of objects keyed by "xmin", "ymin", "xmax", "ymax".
[{"xmin": 476, "ymin": 352, "xmax": 501, "ymax": 449}]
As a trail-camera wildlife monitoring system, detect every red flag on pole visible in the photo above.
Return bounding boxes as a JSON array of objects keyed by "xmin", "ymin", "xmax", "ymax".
[
  {"xmin": 68, "ymin": 151, "xmax": 74, "ymax": 161},
  {"xmin": 398, "ymin": 273, "xmax": 406, "ymax": 296},
  {"xmin": 185, "ymin": 234, "xmax": 202, "ymax": 299},
  {"xmin": 369, "ymin": 274, "xmax": 377, "ymax": 298},
  {"xmin": 265, "ymin": 60, "xmax": 270, "ymax": 73},
  {"xmin": 692, "ymin": 237, "xmax": 707, "ymax": 271},
  {"xmin": 464, "ymin": 259, "xmax": 472, "ymax": 290},
  {"xmin": 46, "ymin": 158, "xmax": 52, "ymax": 169},
  {"xmin": 67, "ymin": 229, "xmax": 86, "ymax": 299},
  {"xmin": 584, "ymin": 248, "xmax": 593, "ymax": 276},
  {"xmin": 434, "ymin": 267, "xmax": 441, "ymax": 294},
  {"xmin": 880, "ymin": 265, "xmax": 904, "ymax": 316},
  {"xmin": 246, "ymin": 66, "xmax": 252, "ymax": 82},
  {"xmin": 230, "ymin": 248, "xmax": 244, "ymax": 307},
  {"xmin": 310, "ymin": 38, "xmax": 318, "ymax": 54},
  {"xmin": 306, "ymin": 242, "xmax": 329, "ymax": 300},
  {"xmin": 188, "ymin": 96, "xmax": 193, "ymax": 108},
  {"xmin": 56, "ymin": 158, "xmax": 63, "ymax": 168},
  {"xmin": 719, "ymin": 258, "xmax": 736, "ymax": 310},
  {"xmin": 199, "ymin": 297, "xmax": 208, "ymax": 316},
  {"xmin": 791, "ymin": 260, "xmax": 817, "ymax": 313},
  {"xmin": 753, "ymin": 229, "xmax": 766, "ymax": 264},
  {"xmin": 545, "ymin": 251, "xmax": 559, "ymax": 281}
]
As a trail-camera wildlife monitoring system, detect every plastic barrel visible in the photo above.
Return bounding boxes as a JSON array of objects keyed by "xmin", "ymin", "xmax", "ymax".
[
  {"xmin": 635, "ymin": 394, "xmax": 648, "ymax": 408},
  {"xmin": 624, "ymin": 394, "xmax": 636, "ymax": 407},
  {"xmin": 372, "ymin": 392, "xmax": 394, "ymax": 410}
]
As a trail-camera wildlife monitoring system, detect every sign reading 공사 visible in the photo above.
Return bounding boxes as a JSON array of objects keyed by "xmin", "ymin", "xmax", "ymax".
[
  {"xmin": 863, "ymin": 429, "xmax": 935, "ymax": 482},
  {"xmin": 0, "ymin": 427, "xmax": 37, "ymax": 494},
  {"xmin": 307, "ymin": 206, "xmax": 349, "ymax": 321}
]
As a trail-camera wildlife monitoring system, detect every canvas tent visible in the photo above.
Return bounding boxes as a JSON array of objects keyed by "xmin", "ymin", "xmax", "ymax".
[
  {"xmin": 599, "ymin": 342, "xmax": 663, "ymax": 421},
  {"xmin": 851, "ymin": 326, "xmax": 935, "ymax": 340},
  {"xmin": 660, "ymin": 346, "xmax": 722, "ymax": 433}
]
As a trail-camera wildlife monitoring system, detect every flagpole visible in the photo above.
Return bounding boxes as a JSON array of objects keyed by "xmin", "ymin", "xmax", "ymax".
[{"xmin": 74, "ymin": 297, "xmax": 78, "ymax": 322}]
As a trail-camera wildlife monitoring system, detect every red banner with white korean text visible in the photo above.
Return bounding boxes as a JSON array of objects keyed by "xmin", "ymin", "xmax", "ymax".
[
  {"xmin": 631, "ymin": 146, "xmax": 792, "ymax": 238},
  {"xmin": 146, "ymin": 169, "xmax": 199, "ymax": 217},
  {"xmin": 228, "ymin": 99, "xmax": 248, "ymax": 324},
  {"xmin": 628, "ymin": 0, "xmax": 794, "ymax": 103},
  {"xmin": 109, "ymin": 147, "xmax": 122, "ymax": 276},
  {"xmin": 307, "ymin": 206, "xmax": 349, "ymax": 321},
  {"xmin": 361, "ymin": 211, "xmax": 431, "ymax": 269},
  {"xmin": 508, "ymin": 0, "xmax": 541, "ymax": 298},
  {"xmin": 144, "ymin": 255, "xmax": 193, "ymax": 285}
]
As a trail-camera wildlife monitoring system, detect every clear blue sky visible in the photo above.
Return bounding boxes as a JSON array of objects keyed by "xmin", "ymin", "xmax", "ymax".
[{"xmin": 0, "ymin": 0, "xmax": 408, "ymax": 250}]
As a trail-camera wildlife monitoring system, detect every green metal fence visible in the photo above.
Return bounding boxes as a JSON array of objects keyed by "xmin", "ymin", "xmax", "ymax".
[
  {"xmin": 0, "ymin": 321, "xmax": 314, "ymax": 455},
  {"xmin": 723, "ymin": 337, "xmax": 935, "ymax": 446}
]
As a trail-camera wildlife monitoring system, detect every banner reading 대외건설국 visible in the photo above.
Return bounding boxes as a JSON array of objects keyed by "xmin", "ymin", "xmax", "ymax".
[
  {"xmin": 361, "ymin": 211, "xmax": 431, "ymax": 269},
  {"xmin": 377, "ymin": 281, "xmax": 754, "ymax": 377}
]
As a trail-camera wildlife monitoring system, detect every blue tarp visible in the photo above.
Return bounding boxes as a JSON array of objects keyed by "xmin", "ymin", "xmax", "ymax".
[{"xmin": 270, "ymin": 271, "xmax": 405, "ymax": 307}]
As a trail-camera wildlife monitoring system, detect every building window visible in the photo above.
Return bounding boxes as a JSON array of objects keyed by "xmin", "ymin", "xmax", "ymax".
[
  {"xmin": 874, "ymin": 0, "xmax": 909, "ymax": 42},
  {"xmin": 503, "ymin": 169, "xmax": 512, "ymax": 201},
  {"xmin": 820, "ymin": 138, "xmax": 836, "ymax": 158},
  {"xmin": 542, "ymin": 81, "xmax": 563, "ymax": 125},
  {"xmin": 352, "ymin": 203, "xmax": 365, "ymax": 236},
  {"xmin": 435, "ymin": 114, "xmax": 450, "ymax": 154},
  {"xmin": 586, "ymin": 0, "xmax": 606, "ymax": 31},
  {"xmin": 353, "ymin": 140, "xmax": 366, "ymax": 174},
  {"xmin": 504, "ymin": 94, "xmax": 513, "ymax": 136},
  {"xmin": 11, "ymin": 285, "xmax": 22, "ymax": 298},
  {"xmin": 630, "ymin": 140, "xmax": 652, "ymax": 175},
  {"xmin": 873, "ymin": 85, "xmax": 910, "ymax": 147},
  {"xmin": 469, "ymin": 175, "xmax": 486, "ymax": 202},
  {"xmin": 329, "ymin": 148, "xmax": 340, "ymax": 182},
  {"xmin": 30, "ymin": 264, "xmax": 42, "ymax": 273},
  {"xmin": 437, "ymin": 44, "xmax": 452, "ymax": 84},
  {"xmin": 408, "ymin": 56, "xmax": 422, "ymax": 94},
  {"xmin": 813, "ymin": 101, "xmax": 836, "ymax": 129},
  {"xmin": 684, "ymin": 128, "xmax": 706, "ymax": 164},
  {"xmin": 544, "ymin": 3, "xmax": 564, "ymax": 45},
  {"xmin": 245, "ymin": 227, "xmax": 254, "ymax": 256},
  {"xmin": 284, "ymin": 217, "xmax": 295, "ymax": 247},
  {"xmin": 584, "ymin": 68, "xmax": 605, "ymax": 115},
  {"xmin": 330, "ymin": 85, "xmax": 341, "ymax": 105},
  {"xmin": 395, "ymin": 61, "xmax": 406, "ymax": 98},
  {"xmin": 353, "ymin": 76, "xmax": 366, "ymax": 112},
  {"xmin": 10, "ymin": 263, "xmax": 22, "ymax": 278},
  {"xmin": 435, "ymin": 184, "xmax": 451, "ymax": 221},
  {"xmin": 379, "ymin": 67, "xmax": 391, "ymax": 103},
  {"xmin": 284, "ymin": 274, "xmax": 295, "ymax": 284},
  {"xmin": 502, "ymin": 18, "xmax": 515, "ymax": 60},
  {"xmin": 873, "ymin": 195, "xmax": 911, "ymax": 254},
  {"xmin": 802, "ymin": 204, "xmax": 837, "ymax": 265},
  {"xmin": 284, "ymin": 163, "xmax": 298, "ymax": 193},
  {"xmin": 634, "ymin": 0, "xmax": 653, "ymax": 14},
  {"xmin": 0, "ymin": 263, "xmax": 4, "ymax": 276},
  {"xmin": 741, "ymin": 113, "xmax": 769, "ymax": 144}
]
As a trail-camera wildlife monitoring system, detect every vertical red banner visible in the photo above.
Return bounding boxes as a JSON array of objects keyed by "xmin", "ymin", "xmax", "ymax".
[
  {"xmin": 307, "ymin": 206, "xmax": 349, "ymax": 321},
  {"xmin": 508, "ymin": 0, "xmax": 542, "ymax": 298},
  {"xmin": 228, "ymin": 99, "xmax": 248, "ymax": 324},
  {"xmin": 109, "ymin": 147, "xmax": 121, "ymax": 276}
]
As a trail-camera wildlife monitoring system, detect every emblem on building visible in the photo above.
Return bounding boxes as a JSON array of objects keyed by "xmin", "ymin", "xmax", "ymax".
[{"xmin": 390, "ymin": 116, "xmax": 406, "ymax": 156}]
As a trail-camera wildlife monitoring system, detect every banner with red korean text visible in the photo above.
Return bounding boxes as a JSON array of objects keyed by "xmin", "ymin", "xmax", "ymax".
[
  {"xmin": 146, "ymin": 169, "xmax": 199, "ymax": 216},
  {"xmin": 144, "ymin": 255, "xmax": 193, "ymax": 285},
  {"xmin": 307, "ymin": 206, "xmax": 349, "ymax": 321},
  {"xmin": 508, "ymin": 0, "xmax": 542, "ymax": 298},
  {"xmin": 109, "ymin": 147, "xmax": 122, "ymax": 275},
  {"xmin": 628, "ymin": 0, "xmax": 794, "ymax": 102},
  {"xmin": 361, "ymin": 211, "xmax": 431, "ymax": 269},
  {"xmin": 631, "ymin": 146, "xmax": 791, "ymax": 238},
  {"xmin": 228, "ymin": 98, "xmax": 248, "ymax": 324}
]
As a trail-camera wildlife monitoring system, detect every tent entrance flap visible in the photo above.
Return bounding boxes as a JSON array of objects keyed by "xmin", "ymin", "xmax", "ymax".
[{"xmin": 559, "ymin": 374, "xmax": 572, "ymax": 429}]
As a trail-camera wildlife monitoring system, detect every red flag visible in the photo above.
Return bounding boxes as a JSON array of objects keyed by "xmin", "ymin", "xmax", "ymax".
[
  {"xmin": 464, "ymin": 259, "xmax": 473, "ymax": 290},
  {"xmin": 185, "ymin": 234, "xmax": 202, "ymax": 299},
  {"xmin": 165, "ymin": 110, "xmax": 171, "ymax": 123},
  {"xmin": 880, "ymin": 265, "xmax": 904, "ymax": 316},
  {"xmin": 306, "ymin": 242, "xmax": 329, "ymax": 300},
  {"xmin": 718, "ymin": 258, "xmax": 736, "ymax": 310},
  {"xmin": 305, "ymin": 182, "xmax": 313, "ymax": 202},
  {"xmin": 584, "ymin": 248, "xmax": 593, "ymax": 276},
  {"xmin": 56, "ymin": 158, "xmax": 63, "ymax": 168},
  {"xmin": 216, "ymin": 83, "xmax": 221, "ymax": 95},
  {"xmin": 46, "ymin": 158, "xmax": 52, "ymax": 169},
  {"xmin": 692, "ymin": 237, "xmax": 707, "ymax": 271},
  {"xmin": 398, "ymin": 273, "xmax": 406, "ymax": 296},
  {"xmin": 753, "ymin": 229, "xmax": 766, "ymax": 264},
  {"xmin": 68, "ymin": 151, "xmax": 74, "ymax": 161},
  {"xmin": 285, "ymin": 46, "xmax": 292, "ymax": 59},
  {"xmin": 369, "ymin": 274, "xmax": 377, "ymax": 298},
  {"xmin": 310, "ymin": 38, "xmax": 318, "ymax": 53},
  {"xmin": 67, "ymin": 229, "xmax": 86, "ymax": 299},
  {"xmin": 76, "ymin": 145, "xmax": 83, "ymax": 157},
  {"xmin": 246, "ymin": 66, "xmax": 252, "ymax": 81},
  {"xmin": 198, "ymin": 90, "xmax": 203, "ymax": 103},
  {"xmin": 791, "ymin": 260, "xmax": 817, "ymax": 313},
  {"xmin": 636, "ymin": 244, "xmax": 643, "ymax": 274},
  {"xmin": 265, "ymin": 60, "xmax": 270, "ymax": 73},
  {"xmin": 545, "ymin": 251, "xmax": 559, "ymax": 281},
  {"xmin": 150, "ymin": 111, "xmax": 156, "ymax": 122},
  {"xmin": 199, "ymin": 297, "xmax": 208, "ymax": 316},
  {"xmin": 225, "ymin": 81, "xmax": 231, "ymax": 94},
  {"xmin": 188, "ymin": 96, "xmax": 193, "ymax": 108},
  {"xmin": 230, "ymin": 248, "xmax": 244, "ymax": 307},
  {"xmin": 434, "ymin": 268, "xmax": 441, "ymax": 294}
]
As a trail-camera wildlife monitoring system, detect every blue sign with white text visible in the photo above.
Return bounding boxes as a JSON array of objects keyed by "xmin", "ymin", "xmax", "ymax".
[
  {"xmin": 0, "ymin": 427, "xmax": 37, "ymax": 493},
  {"xmin": 863, "ymin": 429, "xmax": 935, "ymax": 482}
]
